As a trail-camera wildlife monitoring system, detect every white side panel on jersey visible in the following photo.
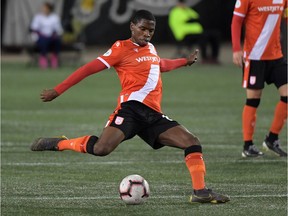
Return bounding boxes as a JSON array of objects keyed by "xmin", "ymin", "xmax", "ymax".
[
  {"xmin": 249, "ymin": 14, "xmax": 279, "ymax": 60},
  {"xmin": 128, "ymin": 64, "xmax": 160, "ymax": 102}
]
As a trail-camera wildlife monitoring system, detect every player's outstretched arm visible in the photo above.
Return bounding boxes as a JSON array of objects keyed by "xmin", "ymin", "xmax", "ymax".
[
  {"xmin": 160, "ymin": 49, "xmax": 198, "ymax": 72},
  {"xmin": 40, "ymin": 59, "xmax": 107, "ymax": 102}
]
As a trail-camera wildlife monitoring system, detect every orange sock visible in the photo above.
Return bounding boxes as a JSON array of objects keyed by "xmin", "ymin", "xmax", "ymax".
[
  {"xmin": 185, "ymin": 152, "xmax": 206, "ymax": 190},
  {"xmin": 58, "ymin": 135, "xmax": 91, "ymax": 153},
  {"xmin": 242, "ymin": 105, "xmax": 257, "ymax": 141},
  {"xmin": 270, "ymin": 101, "xmax": 288, "ymax": 134}
]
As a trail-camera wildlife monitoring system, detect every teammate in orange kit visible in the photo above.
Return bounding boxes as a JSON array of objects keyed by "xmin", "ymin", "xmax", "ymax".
[
  {"xmin": 231, "ymin": 0, "xmax": 287, "ymax": 157},
  {"xmin": 31, "ymin": 10, "xmax": 229, "ymax": 203}
]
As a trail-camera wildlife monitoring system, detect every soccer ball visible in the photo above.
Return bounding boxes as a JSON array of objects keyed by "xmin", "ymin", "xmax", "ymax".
[{"xmin": 119, "ymin": 174, "xmax": 150, "ymax": 205}]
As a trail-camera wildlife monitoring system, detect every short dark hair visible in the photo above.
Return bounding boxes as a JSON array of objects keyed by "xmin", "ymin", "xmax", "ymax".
[
  {"xmin": 44, "ymin": 2, "xmax": 54, "ymax": 12},
  {"xmin": 131, "ymin": 10, "xmax": 156, "ymax": 24}
]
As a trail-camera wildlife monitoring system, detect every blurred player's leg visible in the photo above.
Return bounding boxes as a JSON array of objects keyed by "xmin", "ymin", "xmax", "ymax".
[
  {"xmin": 39, "ymin": 55, "xmax": 48, "ymax": 69},
  {"xmin": 37, "ymin": 36, "xmax": 49, "ymax": 69},
  {"xmin": 50, "ymin": 53, "xmax": 59, "ymax": 69},
  {"xmin": 50, "ymin": 37, "xmax": 61, "ymax": 68}
]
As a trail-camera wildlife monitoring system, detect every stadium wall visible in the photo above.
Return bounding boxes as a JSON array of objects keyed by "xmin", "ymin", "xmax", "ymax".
[{"xmin": 1, "ymin": 0, "xmax": 237, "ymax": 49}]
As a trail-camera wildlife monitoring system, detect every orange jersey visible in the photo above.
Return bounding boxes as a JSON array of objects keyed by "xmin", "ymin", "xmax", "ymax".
[
  {"xmin": 233, "ymin": 0, "xmax": 286, "ymax": 60},
  {"xmin": 98, "ymin": 39, "xmax": 163, "ymax": 113}
]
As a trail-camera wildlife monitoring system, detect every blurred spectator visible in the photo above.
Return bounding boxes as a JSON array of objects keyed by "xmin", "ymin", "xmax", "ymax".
[
  {"xmin": 30, "ymin": 2, "xmax": 63, "ymax": 69},
  {"xmin": 168, "ymin": 0, "xmax": 221, "ymax": 64}
]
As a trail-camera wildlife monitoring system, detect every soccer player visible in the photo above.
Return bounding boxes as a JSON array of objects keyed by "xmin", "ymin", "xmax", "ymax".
[
  {"xmin": 231, "ymin": 0, "xmax": 287, "ymax": 157},
  {"xmin": 31, "ymin": 10, "xmax": 230, "ymax": 204}
]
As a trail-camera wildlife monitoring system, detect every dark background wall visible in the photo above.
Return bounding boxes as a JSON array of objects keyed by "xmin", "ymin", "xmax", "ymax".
[
  {"xmin": 63, "ymin": 0, "xmax": 236, "ymax": 45},
  {"xmin": 1, "ymin": 0, "xmax": 236, "ymax": 47}
]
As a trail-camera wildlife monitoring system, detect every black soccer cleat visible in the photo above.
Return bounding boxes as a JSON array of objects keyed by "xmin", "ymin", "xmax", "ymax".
[
  {"xmin": 263, "ymin": 138, "xmax": 287, "ymax": 157},
  {"xmin": 189, "ymin": 188, "xmax": 230, "ymax": 204},
  {"xmin": 242, "ymin": 145, "xmax": 264, "ymax": 157},
  {"xmin": 30, "ymin": 136, "xmax": 67, "ymax": 151}
]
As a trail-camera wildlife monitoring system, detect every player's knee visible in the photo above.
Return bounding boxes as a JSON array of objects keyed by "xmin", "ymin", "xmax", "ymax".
[
  {"xmin": 85, "ymin": 136, "xmax": 112, "ymax": 156},
  {"xmin": 93, "ymin": 146, "xmax": 111, "ymax": 156},
  {"xmin": 281, "ymin": 96, "xmax": 287, "ymax": 103},
  {"xmin": 191, "ymin": 136, "xmax": 201, "ymax": 146},
  {"xmin": 85, "ymin": 135, "xmax": 98, "ymax": 156},
  {"xmin": 246, "ymin": 98, "xmax": 261, "ymax": 108},
  {"xmin": 183, "ymin": 134, "xmax": 201, "ymax": 147},
  {"xmin": 93, "ymin": 141, "xmax": 115, "ymax": 156}
]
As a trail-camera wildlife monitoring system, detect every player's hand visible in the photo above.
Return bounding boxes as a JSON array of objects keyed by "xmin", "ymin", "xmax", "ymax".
[
  {"xmin": 233, "ymin": 51, "xmax": 244, "ymax": 68},
  {"xmin": 186, "ymin": 49, "xmax": 199, "ymax": 66},
  {"xmin": 40, "ymin": 89, "xmax": 59, "ymax": 102}
]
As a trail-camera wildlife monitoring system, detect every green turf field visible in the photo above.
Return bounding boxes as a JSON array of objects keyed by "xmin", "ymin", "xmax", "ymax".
[{"xmin": 1, "ymin": 62, "xmax": 287, "ymax": 216}]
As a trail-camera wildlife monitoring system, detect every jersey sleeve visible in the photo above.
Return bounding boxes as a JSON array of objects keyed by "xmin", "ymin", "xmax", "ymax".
[
  {"xmin": 30, "ymin": 14, "xmax": 40, "ymax": 32},
  {"xmin": 160, "ymin": 58, "xmax": 187, "ymax": 72},
  {"xmin": 231, "ymin": 15, "xmax": 244, "ymax": 52},
  {"xmin": 233, "ymin": 0, "xmax": 249, "ymax": 17},
  {"xmin": 97, "ymin": 41, "xmax": 123, "ymax": 68},
  {"xmin": 54, "ymin": 59, "xmax": 107, "ymax": 95}
]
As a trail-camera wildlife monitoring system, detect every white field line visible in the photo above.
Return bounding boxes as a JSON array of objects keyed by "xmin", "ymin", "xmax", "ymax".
[
  {"xmin": 2, "ymin": 158, "xmax": 287, "ymax": 167},
  {"xmin": 8, "ymin": 194, "xmax": 288, "ymax": 201}
]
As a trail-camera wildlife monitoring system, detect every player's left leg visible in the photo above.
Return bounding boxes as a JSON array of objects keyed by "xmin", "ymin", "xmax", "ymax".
[
  {"xmin": 263, "ymin": 84, "xmax": 287, "ymax": 157},
  {"xmin": 262, "ymin": 58, "xmax": 287, "ymax": 157},
  {"xmin": 157, "ymin": 125, "xmax": 230, "ymax": 204}
]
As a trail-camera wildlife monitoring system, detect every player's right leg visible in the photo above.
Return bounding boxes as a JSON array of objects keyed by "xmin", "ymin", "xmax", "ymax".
[
  {"xmin": 31, "ymin": 102, "xmax": 140, "ymax": 156},
  {"xmin": 31, "ymin": 126, "xmax": 125, "ymax": 156},
  {"xmin": 36, "ymin": 36, "xmax": 49, "ymax": 69},
  {"xmin": 241, "ymin": 60, "xmax": 267, "ymax": 157},
  {"xmin": 242, "ymin": 89, "xmax": 264, "ymax": 157},
  {"xmin": 157, "ymin": 125, "xmax": 230, "ymax": 204}
]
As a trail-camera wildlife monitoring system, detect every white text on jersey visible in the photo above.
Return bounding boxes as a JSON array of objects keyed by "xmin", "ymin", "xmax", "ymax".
[
  {"xmin": 258, "ymin": 6, "xmax": 284, "ymax": 13},
  {"xmin": 136, "ymin": 56, "xmax": 160, "ymax": 63}
]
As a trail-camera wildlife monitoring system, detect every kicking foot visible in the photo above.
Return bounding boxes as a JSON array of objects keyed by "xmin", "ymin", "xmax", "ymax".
[{"xmin": 31, "ymin": 136, "xmax": 67, "ymax": 151}]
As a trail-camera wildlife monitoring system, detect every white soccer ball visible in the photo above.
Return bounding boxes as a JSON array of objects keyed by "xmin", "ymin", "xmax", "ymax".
[{"xmin": 119, "ymin": 174, "xmax": 150, "ymax": 205}]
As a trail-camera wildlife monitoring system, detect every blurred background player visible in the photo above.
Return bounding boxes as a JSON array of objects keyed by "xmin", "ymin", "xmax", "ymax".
[
  {"xmin": 30, "ymin": 10, "xmax": 230, "ymax": 204},
  {"xmin": 30, "ymin": 2, "xmax": 63, "ymax": 69},
  {"xmin": 168, "ymin": 0, "xmax": 221, "ymax": 64},
  {"xmin": 231, "ymin": 0, "xmax": 287, "ymax": 157},
  {"xmin": 168, "ymin": 0, "xmax": 203, "ymax": 58}
]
